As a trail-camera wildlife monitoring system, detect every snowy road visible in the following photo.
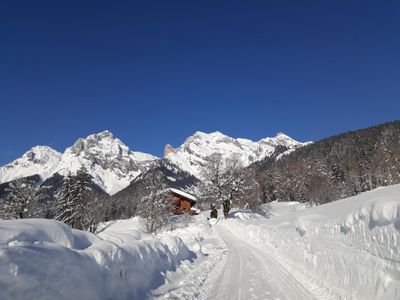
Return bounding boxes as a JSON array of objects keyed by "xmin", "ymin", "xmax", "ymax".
[{"xmin": 205, "ymin": 223, "xmax": 315, "ymax": 300}]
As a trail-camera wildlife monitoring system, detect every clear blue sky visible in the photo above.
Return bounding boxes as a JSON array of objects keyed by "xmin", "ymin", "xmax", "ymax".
[{"xmin": 1, "ymin": 0, "xmax": 400, "ymax": 165}]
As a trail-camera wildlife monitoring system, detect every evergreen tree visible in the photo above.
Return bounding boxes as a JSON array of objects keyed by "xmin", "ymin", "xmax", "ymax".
[
  {"xmin": 73, "ymin": 168, "xmax": 95, "ymax": 231},
  {"xmin": 2, "ymin": 178, "xmax": 38, "ymax": 219},
  {"xmin": 55, "ymin": 173, "xmax": 76, "ymax": 227},
  {"xmin": 55, "ymin": 168, "xmax": 94, "ymax": 231}
]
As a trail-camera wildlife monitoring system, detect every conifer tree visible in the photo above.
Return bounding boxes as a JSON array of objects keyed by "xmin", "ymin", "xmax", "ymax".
[
  {"xmin": 55, "ymin": 167, "xmax": 94, "ymax": 231},
  {"xmin": 55, "ymin": 174, "xmax": 76, "ymax": 226},
  {"xmin": 2, "ymin": 178, "xmax": 38, "ymax": 219}
]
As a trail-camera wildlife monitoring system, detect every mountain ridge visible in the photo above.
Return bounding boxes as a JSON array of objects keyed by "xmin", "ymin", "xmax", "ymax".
[
  {"xmin": 164, "ymin": 130, "xmax": 309, "ymax": 178},
  {"xmin": 0, "ymin": 131, "xmax": 158, "ymax": 195},
  {"xmin": 0, "ymin": 130, "xmax": 307, "ymax": 194}
]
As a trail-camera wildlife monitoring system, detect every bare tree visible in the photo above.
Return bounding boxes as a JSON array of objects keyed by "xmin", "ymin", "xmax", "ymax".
[
  {"xmin": 199, "ymin": 153, "xmax": 255, "ymax": 211},
  {"xmin": 198, "ymin": 153, "xmax": 226, "ymax": 208},
  {"xmin": 136, "ymin": 173, "xmax": 174, "ymax": 233}
]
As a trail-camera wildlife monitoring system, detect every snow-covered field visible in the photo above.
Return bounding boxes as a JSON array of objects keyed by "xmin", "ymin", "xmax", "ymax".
[{"xmin": 1, "ymin": 185, "xmax": 400, "ymax": 299}]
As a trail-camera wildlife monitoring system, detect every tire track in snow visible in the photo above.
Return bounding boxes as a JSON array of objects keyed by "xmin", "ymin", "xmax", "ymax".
[{"xmin": 205, "ymin": 224, "xmax": 317, "ymax": 300}]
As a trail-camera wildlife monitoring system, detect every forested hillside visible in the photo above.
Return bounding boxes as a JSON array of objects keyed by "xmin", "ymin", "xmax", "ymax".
[{"xmin": 248, "ymin": 121, "xmax": 400, "ymax": 205}]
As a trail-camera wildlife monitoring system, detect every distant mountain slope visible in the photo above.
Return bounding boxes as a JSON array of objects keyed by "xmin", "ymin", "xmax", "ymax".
[
  {"xmin": 0, "ymin": 131, "xmax": 158, "ymax": 195},
  {"xmin": 164, "ymin": 131, "xmax": 309, "ymax": 178},
  {"xmin": 0, "ymin": 146, "xmax": 61, "ymax": 184}
]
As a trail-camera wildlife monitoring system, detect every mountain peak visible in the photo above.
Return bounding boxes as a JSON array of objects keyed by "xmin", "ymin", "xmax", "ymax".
[
  {"xmin": 189, "ymin": 131, "xmax": 232, "ymax": 145},
  {"xmin": 84, "ymin": 130, "xmax": 118, "ymax": 144},
  {"xmin": 22, "ymin": 146, "xmax": 61, "ymax": 160},
  {"xmin": 95, "ymin": 130, "xmax": 115, "ymax": 139},
  {"xmin": 165, "ymin": 131, "xmax": 308, "ymax": 178},
  {"xmin": 66, "ymin": 130, "xmax": 128, "ymax": 157},
  {"xmin": 191, "ymin": 130, "xmax": 225, "ymax": 140},
  {"xmin": 0, "ymin": 129, "xmax": 160, "ymax": 194},
  {"xmin": 60, "ymin": 131, "xmax": 157, "ymax": 194},
  {"xmin": 275, "ymin": 132, "xmax": 288, "ymax": 137},
  {"xmin": 0, "ymin": 146, "xmax": 61, "ymax": 184}
]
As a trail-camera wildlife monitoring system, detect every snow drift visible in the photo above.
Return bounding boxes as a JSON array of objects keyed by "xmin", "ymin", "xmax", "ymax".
[
  {"xmin": 0, "ymin": 218, "xmax": 197, "ymax": 300},
  {"xmin": 226, "ymin": 185, "xmax": 400, "ymax": 299}
]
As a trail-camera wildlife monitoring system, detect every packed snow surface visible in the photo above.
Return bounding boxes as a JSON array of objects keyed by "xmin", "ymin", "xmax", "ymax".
[{"xmin": 1, "ymin": 185, "xmax": 400, "ymax": 299}]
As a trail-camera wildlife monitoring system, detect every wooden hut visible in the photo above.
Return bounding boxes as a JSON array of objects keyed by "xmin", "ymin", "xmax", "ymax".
[{"xmin": 168, "ymin": 188, "xmax": 198, "ymax": 215}]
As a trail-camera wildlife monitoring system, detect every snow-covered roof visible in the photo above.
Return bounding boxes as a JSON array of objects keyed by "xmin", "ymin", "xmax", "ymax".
[{"xmin": 169, "ymin": 188, "xmax": 197, "ymax": 202}]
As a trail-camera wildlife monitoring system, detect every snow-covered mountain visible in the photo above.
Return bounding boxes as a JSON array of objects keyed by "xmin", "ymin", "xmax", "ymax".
[
  {"xmin": 0, "ymin": 130, "xmax": 308, "ymax": 195},
  {"xmin": 0, "ymin": 131, "xmax": 158, "ymax": 195},
  {"xmin": 164, "ymin": 131, "xmax": 309, "ymax": 178},
  {"xmin": 0, "ymin": 146, "xmax": 61, "ymax": 184},
  {"xmin": 55, "ymin": 131, "xmax": 157, "ymax": 195}
]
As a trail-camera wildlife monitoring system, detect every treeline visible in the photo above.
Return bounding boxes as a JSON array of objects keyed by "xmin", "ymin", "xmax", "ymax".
[
  {"xmin": 0, "ymin": 168, "xmax": 112, "ymax": 232},
  {"xmin": 246, "ymin": 120, "xmax": 400, "ymax": 205},
  {"xmin": 0, "ymin": 160, "xmax": 198, "ymax": 233}
]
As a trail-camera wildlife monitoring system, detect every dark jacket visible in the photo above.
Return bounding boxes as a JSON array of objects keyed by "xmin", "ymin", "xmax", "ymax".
[{"xmin": 222, "ymin": 200, "xmax": 230, "ymax": 212}]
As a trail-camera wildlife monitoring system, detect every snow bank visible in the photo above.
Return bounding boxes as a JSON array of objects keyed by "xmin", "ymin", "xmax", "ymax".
[
  {"xmin": 226, "ymin": 185, "xmax": 400, "ymax": 299},
  {"xmin": 261, "ymin": 200, "xmax": 308, "ymax": 217},
  {"xmin": 0, "ymin": 218, "xmax": 196, "ymax": 300},
  {"xmin": 150, "ymin": 214, "xmax": 225, "ymax": 299},
  {"xmin": 0, "ymin": 219, "xmax": 97, "ymax": 249}
]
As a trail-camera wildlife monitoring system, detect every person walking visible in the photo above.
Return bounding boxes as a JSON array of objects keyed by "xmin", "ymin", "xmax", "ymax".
[
  {"xmin": 222, "ymin": 199, "xmax": 231, "ymax": 219},
  {"xmin": 210, "ymin": 203, "xmax": 218, "ymax": 219}
]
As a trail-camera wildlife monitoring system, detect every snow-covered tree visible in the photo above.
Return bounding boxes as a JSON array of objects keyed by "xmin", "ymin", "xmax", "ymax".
[
  {"xmin": 55, "ymin": 167, "xmax": 94, "ymax": 231},
  {"xmin": 1, "ymin": 178, "xmax": 39, "ymax": 219},
  {"xmin": 199, "ymin": 153, "xmax": 226, "ymax": 207},
  {"xmin": 253, "ymin": 169, "xmax": 276, "ymax": 204},
  {"xmin": 55, "ymin": 174, "xmax": 74, "ymax": 226},
  {"xmin": 199, "ymin": 153, "xmax": 253, "ymax": 210},
  {"xmin": 87, "ymin": 192, "xmax": 112, "ymax": 232},
  {"xmin": 137, "ymin": 192, "xmax": 174, "ymax": 233},
  {"xmin": 136, "ymin": 173, "xmax": 174, "ymax": 233}
]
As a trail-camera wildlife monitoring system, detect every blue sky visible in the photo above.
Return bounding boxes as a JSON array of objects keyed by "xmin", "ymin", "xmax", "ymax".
[{"xmin": 1, "ymin": 0, "xmax": 400, "ymax": 165}]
